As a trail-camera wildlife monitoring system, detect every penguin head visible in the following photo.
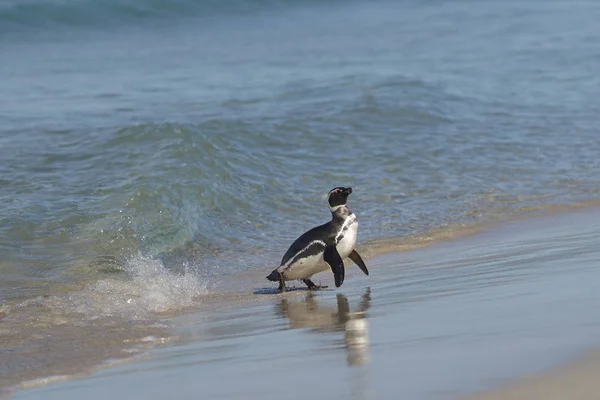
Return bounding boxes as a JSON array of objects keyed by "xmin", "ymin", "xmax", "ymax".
[{"xmin": 328, "ymin": 187, "xmax": 352, "ymax": 208}]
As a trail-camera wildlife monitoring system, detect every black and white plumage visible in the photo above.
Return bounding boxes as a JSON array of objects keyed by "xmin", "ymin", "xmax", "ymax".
[{"xmin": 266, "ymin": 186, "xmax": 369, "ymax": 292}]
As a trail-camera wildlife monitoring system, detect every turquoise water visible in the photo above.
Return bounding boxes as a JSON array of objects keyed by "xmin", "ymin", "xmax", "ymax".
[{"xmin": 1, "ymin": 0, "xmax": 600, "ymax": 392}]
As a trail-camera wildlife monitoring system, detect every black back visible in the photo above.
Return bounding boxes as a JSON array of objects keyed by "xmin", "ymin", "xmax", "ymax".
[{"xmin": 280, "ymin": 207, "xmax": 352, "ymax": 266}]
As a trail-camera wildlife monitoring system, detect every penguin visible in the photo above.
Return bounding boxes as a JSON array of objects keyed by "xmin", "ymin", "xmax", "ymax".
[{"xmin": 266, "ymin": 186, "xmax": 369, "ymax": 293}]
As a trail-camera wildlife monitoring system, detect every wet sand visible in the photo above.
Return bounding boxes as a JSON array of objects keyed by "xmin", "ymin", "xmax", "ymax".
[
  {"xmin": 8, "ymin": 207, "xmax": 600, "ymax": 400},
  {"xmin": 465, "ymin": 350, "xmax": 600, "ymax": 400}
]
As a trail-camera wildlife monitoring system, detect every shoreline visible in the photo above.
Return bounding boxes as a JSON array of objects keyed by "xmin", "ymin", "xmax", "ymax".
[
  {"xmin": 359, "ymin": 198, "xmax": 600, "ymax": 259},
  {"xmin": 464, "ymin": 349, "xmax": 600, "ymax": 400},
  {"xmin": 4, "ymin": 203, "xmax": 600, "ymax": 399}
]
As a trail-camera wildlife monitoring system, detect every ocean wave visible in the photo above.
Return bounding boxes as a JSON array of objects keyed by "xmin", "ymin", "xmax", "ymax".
[
  {"xmin": 4, "ymin": 253, "xmax": 207, "ymax": 321},
  {"xmin": 0, "ymin": 0, "xmax": 328, "ymax": 34},
  {"xmin": 0, "ymin": 254, "xmax": 193, "ymax": 394},
  {"xmin": 70, "ymin": 254, "xmax": 208, "ymax": 318}
]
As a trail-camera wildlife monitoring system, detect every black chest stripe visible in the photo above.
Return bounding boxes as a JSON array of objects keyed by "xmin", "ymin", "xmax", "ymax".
[{"xmin": 288, "ymin": 241, "xmax": 326, "ymax": 267}]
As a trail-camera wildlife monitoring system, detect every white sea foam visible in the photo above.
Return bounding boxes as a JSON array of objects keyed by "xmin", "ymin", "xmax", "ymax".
[{"xmin": 67, "ymin": 254, "xmax": 208, "ymax": 320}]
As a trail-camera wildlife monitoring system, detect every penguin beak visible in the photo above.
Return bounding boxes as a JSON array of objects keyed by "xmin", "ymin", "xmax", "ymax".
[{"xmin": 345, "ymin": 187, "xmax": 353, "ymax": 195}]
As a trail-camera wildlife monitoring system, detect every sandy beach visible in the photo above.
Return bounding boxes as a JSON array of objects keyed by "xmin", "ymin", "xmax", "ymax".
[
  {"xmin": 3, "ymin": 206, "xmax": 599, "ymax": 400},
  {"xmin": 465, "ymin": 350, "xmax": 600, "ymax": 400}
]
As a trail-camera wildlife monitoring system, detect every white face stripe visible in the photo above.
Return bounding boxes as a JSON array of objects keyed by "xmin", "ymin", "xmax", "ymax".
[
  {"xmin": 335, "ymin": 214, "xmax": 357, "ymax": 243},
  {"xmin": 283, "ymin": 240, "xmax": 326, "ymax": 267},
  {"xmin": 329, "ymin": 204, "xmax": 346, "ymax": 212}
]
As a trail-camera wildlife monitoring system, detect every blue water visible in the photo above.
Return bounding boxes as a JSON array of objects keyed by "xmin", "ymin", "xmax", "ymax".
[{"xmin": 1, "ymin": 0, "xmax": 600, "ymax": 392}]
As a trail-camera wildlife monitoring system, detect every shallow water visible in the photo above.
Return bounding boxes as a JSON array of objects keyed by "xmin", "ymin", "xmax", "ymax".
[
  {"xmin": 2, "ymin": 0, "xmax": 600, "ymax": 392},
  {"xmin": 10, "ymin": 208, "xmax": 600, "ymax": 400}
]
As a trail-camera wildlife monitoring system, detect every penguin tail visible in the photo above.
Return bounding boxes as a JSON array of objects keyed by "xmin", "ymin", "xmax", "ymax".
[{"xmin": 266, "ymin": 270, "xmax": 280, "ymax": 282}]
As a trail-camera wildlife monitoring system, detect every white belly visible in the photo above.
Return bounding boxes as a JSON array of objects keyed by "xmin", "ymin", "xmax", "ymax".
[
  {"xmin": 281, "ymin": 254, "xmax": 330, "ymax": 280},
  {"xmin": 336, "ymin": 219, "xmax": 358, "ymax": 258}
]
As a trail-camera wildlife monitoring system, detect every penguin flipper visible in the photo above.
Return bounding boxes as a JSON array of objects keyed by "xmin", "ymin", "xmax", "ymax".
[
  {"xmin": 324, "ymin": 245, "xmax": 345, "ymax": 287},
  {"xmin": 348, "ymin": 250, "xmax": 369, "ymax": 276}
]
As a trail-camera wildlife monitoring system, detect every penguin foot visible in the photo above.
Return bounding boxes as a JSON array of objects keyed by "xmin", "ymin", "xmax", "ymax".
[
  {"xmin": 303, "ymin": 279, "xmax": 328, "ymax": 290},
  {"xmin": 278, "ymin": 273, "xmax": 287, "ymax": 293}
]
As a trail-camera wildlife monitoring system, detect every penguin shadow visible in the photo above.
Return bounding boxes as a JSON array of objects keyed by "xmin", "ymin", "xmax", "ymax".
[
  {"xmin": 253, "ymin": 281, "xmax": 332, "ymax": 295},
  {"xmin": 253, "ymin": 287, "xmax": 301, "ymax": 295},
  {"xmin": 274, "ymin": 287, "xmax": 371, "ymax": 366}
]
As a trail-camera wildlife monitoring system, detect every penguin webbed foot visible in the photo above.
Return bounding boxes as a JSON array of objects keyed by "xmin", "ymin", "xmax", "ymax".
[{"xmin": 303, "ymin": 279, "xmax": 328, "ymax": 290}]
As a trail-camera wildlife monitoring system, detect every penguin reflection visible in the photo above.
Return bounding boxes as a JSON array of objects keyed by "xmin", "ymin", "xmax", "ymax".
[{"xmin": 275, "ymin": 288, "xmax": 371, "ymax": 366}]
